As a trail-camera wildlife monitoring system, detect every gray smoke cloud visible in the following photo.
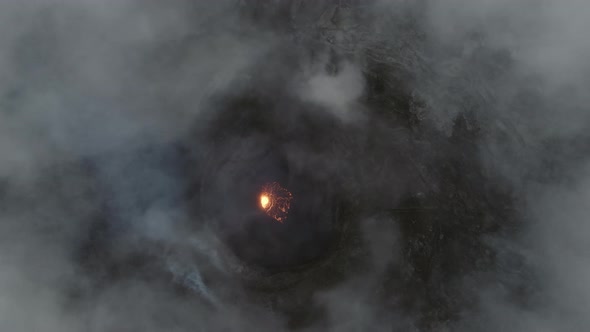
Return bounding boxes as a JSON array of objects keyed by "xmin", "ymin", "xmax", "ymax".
[
  {"xmin": 0, "ymin": 1, "xmax": 277, "ymax": 331},
  {"xmin": 411, "ymin": 0, "xmax": 590, "ymax": 331},
  {"xmin": 0, "ymin": 0, "xmax": 589, "ymax": 331}
]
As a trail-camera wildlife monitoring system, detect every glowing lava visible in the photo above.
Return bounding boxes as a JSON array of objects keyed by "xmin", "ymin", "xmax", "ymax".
[
  {"xmin": 260, "ymin": 194, "xmax": 270, "ymax": 209},
  {"xmin": 259, "ymin": 182, "xmax": 293, "ymax": 223}
]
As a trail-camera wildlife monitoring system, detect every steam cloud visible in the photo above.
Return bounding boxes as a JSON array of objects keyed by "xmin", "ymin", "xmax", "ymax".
[{"xmin": 0, "ymin": 0, "xmax": 589, "ymax": 331}]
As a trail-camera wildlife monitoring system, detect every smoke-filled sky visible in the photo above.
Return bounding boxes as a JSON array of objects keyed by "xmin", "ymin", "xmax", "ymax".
[{"xmin": 0, "ymin": 1, "xmax": 589, "ymax": 331}]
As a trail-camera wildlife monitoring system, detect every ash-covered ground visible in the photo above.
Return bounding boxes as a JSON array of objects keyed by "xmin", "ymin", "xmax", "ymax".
[{"xmin": 1, "ymin": 1, "xmax": 589, "ymax": 331}]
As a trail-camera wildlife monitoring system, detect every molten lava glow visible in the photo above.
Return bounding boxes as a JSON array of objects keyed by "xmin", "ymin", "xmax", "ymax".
[
  {"xmin": 259, "ymin": 182, "xmax": 293, "ymax": 223},
  {"xmin": 260, "ymin": 194, "xmax": 270, "ymax": 209}
]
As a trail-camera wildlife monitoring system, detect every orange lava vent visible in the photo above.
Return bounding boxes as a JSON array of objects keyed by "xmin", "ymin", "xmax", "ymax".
[{"xmin": 259, "ymin": 182, "xmax": 293, "ymax": 223}]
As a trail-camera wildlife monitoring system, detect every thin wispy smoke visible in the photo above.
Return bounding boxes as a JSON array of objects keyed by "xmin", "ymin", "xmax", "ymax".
[{"xmin": 0, "ymin": 1, "xmax": 272, "ymax": 331}]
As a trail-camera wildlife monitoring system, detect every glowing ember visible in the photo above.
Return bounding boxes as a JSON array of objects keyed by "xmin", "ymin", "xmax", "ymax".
[{"xmin": 259, "ymin": 182, "xmax": 293, "ymax": 223}]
